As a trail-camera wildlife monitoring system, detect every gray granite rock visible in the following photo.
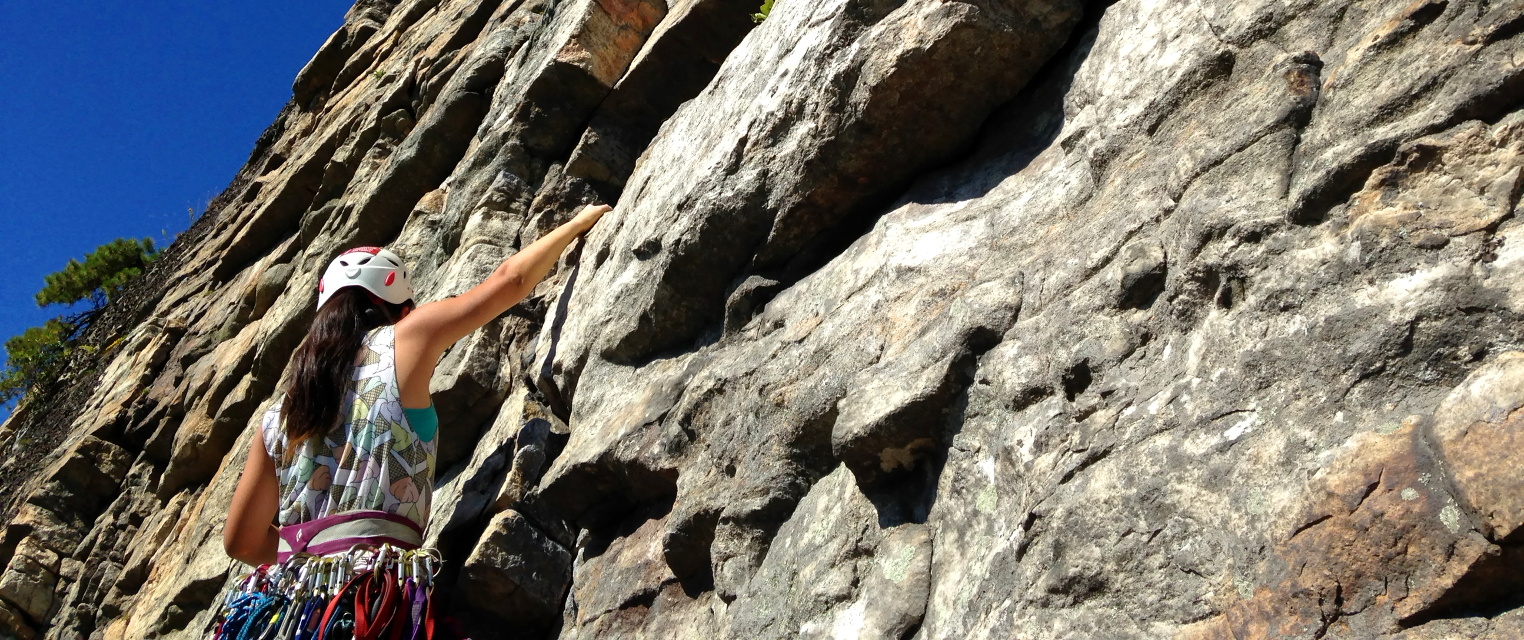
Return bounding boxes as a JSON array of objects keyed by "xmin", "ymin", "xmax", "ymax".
[{"xmin": 2, "ymin": 0, "xmax": 1522, "ymax": 638}]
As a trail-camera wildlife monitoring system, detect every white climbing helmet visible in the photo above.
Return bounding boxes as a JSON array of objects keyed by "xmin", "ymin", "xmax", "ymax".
[{"xmin": 316, "ymin": 246, "xmax": 414, "ymax": 310}]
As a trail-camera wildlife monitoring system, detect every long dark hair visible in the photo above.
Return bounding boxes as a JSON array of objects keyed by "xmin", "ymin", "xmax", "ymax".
[{"xmin": 282, "ymin": 286, "xmax": 412, "ymax": 449}]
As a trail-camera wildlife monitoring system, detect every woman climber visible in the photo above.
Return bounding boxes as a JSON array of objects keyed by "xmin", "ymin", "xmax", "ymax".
[{"xmin": 213, "ymin": 203, "xmax": 610, "ymax": 637}]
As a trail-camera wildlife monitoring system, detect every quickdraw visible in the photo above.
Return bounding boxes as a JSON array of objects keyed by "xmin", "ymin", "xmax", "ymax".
[{"xmin": 206, "ymin": 545, "xmax": 444, "ymax": 640}]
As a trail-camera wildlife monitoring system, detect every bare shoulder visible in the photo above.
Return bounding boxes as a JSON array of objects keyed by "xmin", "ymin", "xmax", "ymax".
[{"xmin": 393, "ymin": 308, "xmax": 432, "ymax": 357}]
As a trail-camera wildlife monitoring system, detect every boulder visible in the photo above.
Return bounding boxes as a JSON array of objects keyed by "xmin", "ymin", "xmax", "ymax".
[{"xmin": 454, "ymin": 509, "xmax": 574, "ymax": 636}]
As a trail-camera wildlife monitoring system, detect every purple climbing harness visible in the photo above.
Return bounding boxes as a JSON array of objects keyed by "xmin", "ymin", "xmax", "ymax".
[{"xmin": 276, "ymin": 510, "xmax": 424, "ymax": 563}]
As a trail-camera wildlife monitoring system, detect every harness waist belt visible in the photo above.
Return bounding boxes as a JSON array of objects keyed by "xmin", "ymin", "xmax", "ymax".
[{"xmin": 277, "ymin": 510, "xmax": 424, "ymax": 562}]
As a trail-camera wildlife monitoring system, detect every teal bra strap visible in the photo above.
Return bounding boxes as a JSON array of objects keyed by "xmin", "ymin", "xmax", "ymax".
[{"xmin": 402, "ymin": 405, "xmax": 438, "ymax": 442}]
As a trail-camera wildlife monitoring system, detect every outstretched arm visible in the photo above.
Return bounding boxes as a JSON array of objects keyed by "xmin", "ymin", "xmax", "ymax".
[{"xmin": 393, "ymin": 204, "xmax": 611, "ymax": 406}]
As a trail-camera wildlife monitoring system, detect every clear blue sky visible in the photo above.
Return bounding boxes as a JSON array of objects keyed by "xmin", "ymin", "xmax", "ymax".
[{"xmin": 0, "ymin": 1, "xmax": 355, "ymax": 417}]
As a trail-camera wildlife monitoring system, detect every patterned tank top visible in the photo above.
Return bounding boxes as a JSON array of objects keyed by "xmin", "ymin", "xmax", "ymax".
[{"xmin": 259, "ymin": 325, "xmax": 438, "ymax": 529}]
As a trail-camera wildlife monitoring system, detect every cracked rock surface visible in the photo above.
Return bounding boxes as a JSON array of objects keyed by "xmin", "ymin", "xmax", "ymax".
[{"xmin": 0, "ymin": 0, "xmax": 1522, "ymax": 637}]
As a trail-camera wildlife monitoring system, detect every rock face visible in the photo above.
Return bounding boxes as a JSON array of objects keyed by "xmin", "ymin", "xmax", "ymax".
[{"xmin": 1, "ymin": 0, "xmax": 1522, "ymax": 638}]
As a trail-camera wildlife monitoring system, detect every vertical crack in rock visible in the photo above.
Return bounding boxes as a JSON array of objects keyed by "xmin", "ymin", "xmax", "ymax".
[{"xmin": 558, "ymin": 0, "xmax": 760, "ymax": 201}]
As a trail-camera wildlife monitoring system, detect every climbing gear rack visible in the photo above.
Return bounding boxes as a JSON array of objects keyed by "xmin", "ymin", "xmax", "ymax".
[{"xmin": 206, "ymin": 544, "xmax": 444, "ymax": 640}]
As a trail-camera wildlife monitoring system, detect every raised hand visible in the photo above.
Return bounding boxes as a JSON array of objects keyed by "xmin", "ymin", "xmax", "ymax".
[{"xmin": 572, "ymin": 203, "xmax": 612, "ymax": 233}]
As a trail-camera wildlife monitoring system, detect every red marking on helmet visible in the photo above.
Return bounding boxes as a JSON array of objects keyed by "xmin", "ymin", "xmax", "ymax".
[
  {"xmin": 385, "ymin": 271, "xmax": 396, "ymax": 286},
  {"xmin": 318, "ymin": 278, "xmax": 325, "ymax": 293},
  {"xmin": 341, "ymin": 246, "xmax": 383, "ymax": 256}
]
